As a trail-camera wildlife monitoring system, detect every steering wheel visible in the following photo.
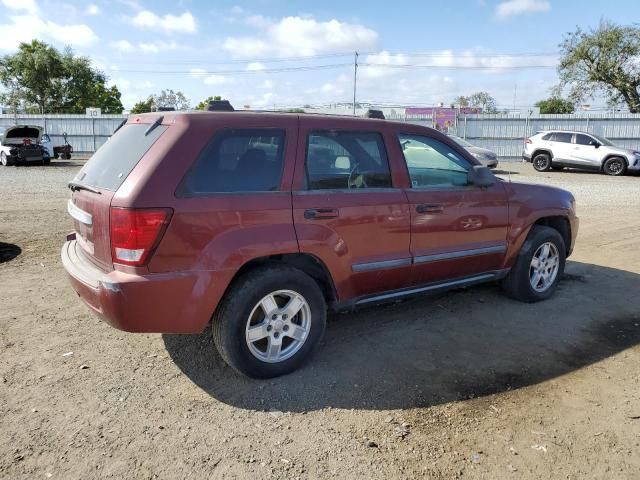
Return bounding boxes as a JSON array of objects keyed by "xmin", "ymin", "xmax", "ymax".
[{"xmin": 348, "ymin": 163, "xmax": 368, "ymax": 189}]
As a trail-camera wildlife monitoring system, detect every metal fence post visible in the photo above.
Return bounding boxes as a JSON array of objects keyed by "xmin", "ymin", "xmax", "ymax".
[{"xmin": 92, "ymin": 117, "xmax": 96, "ymax": 152}]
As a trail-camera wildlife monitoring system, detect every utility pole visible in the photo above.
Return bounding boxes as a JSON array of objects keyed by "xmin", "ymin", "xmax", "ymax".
[{"xmin": 352, "ymin": 51, "xmax": 359, "ymax": 116}]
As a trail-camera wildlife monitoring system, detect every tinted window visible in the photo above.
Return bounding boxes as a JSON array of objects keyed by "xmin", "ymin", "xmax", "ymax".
[
  {"xmin": 77, "ymin": 124, "xmax": 167, "ymax": 191},
  {"xmin": 305, "ymin": 131, "xmax": 391, "ymax": 190},
  {"xmin": 398, "ymin": 134, "xmax": 471, "ymax": 188},
  {"xmin": 542, "ymin": 133, "xmax": 552, "ymax": 141},
  {"xmin": 179, "ymin": 129, "xmax": 285, "ymax": 195},
  {"xmin": 575, "ymin": 134, "xmax": 594, "ymax": 145},
  {"xmin": 550, "ymin": 132, "xmax": 572, "ymax": 143}
]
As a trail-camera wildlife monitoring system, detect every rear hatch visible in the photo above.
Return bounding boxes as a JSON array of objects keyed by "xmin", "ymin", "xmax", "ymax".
[
  {"xmin": 2, "ymin": 125, "xmax": 43, "ymax": 145},
  {"xmin": 68, "ymin": 121, "xmax": 168, "ymax": 271}
]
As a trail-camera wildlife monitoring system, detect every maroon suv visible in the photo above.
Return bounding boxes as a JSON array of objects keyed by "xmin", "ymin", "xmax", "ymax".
[{"xmin": 62, "ymin": 111, "xmax": 578, "ymax": 378}]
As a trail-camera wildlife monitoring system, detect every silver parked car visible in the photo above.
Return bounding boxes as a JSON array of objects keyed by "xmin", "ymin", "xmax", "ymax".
[
  {"xmin": 448, "ymin": 135, "xmax": 499, "ymax": 168},
  {"xmin": 523, "ymin": 130, "xmax": 640, "ymax": 176}
]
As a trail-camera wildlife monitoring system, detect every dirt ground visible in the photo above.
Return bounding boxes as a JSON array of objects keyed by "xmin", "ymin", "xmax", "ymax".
[{"xmin": 1, "ymin": 161, "xmax": 639, "ymax": 480}]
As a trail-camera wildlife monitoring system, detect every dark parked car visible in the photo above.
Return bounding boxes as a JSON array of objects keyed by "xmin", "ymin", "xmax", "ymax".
[{"xmin": 62, "ymin": 112, "xmax": 578, "ymax": 378}]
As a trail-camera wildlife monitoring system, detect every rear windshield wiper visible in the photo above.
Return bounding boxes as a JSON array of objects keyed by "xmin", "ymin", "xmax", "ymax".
[
  {"xmin": 68, "ymin": 181, "xmax": 102, "ymax": 194},
  {"xmin": 144, "ymin": 115, "xmax": 164, "ymax": 136}
]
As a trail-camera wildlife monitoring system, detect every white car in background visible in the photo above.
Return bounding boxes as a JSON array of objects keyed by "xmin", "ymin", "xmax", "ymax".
[{"xmin": 0, "ymin": 125, "xmax": 50, "ymax": 166}]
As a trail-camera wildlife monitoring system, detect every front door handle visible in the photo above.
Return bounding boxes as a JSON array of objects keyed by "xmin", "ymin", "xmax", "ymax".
[
  {"xmin": 416, "ymin": 204, "xmax": 444, "ymax": 214},
  {"xmin": 304, "ymin": 208, "xmax": 339, "ymax": 220}
]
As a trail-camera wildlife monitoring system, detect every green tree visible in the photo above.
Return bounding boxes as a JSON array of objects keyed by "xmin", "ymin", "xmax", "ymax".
[
  {"xmin": 154, "ymin": 89, "xmax": 190, "ymax": 110},
  {"xmin": 0, "ymin": 39, "xmax": 123, "ymax": 114},
  {"xmin": 130, "ymin": 96, "xmax": 155, "ymax": 114},
  {"xmin": 195, "ymin": 95, "xmax": 222, "ymax": 110},
  {"xmin": 558, "ymin": 21, "xmax": 640, "ymax": 113},
  {"xmin": 452, "ymin": 92, "xmax": 497, "ymax": 112},
  {"xmin": 535, "ymin": 97, "xmax": 575, "ymax": 114},
  {"xmin": 0, "ymin": 40, "xmax": 63, "ymax": 112}
]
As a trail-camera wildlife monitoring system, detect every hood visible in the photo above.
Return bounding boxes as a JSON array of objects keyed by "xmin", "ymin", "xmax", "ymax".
[
  {"xmin": 467, "ymin": 146, "xmax": 497, "ymax": 159},
  {"xmin": 605, "ymin": 144, "xmax": 638, "ymax": 156},
  {"xmin": 1, "ymin": 125, "xmax": 43, "ymax": 144}
]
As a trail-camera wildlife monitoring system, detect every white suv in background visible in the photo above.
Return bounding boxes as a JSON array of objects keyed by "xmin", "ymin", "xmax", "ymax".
[{"xmin": 523, "ymin": 130, "xmax": 640, "ymax": 176}]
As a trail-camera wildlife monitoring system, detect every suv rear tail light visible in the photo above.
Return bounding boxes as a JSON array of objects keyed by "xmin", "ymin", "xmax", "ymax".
[
  {"xmin": 525, "ymin": 138, "xmax": 532, "ymax": 144},
  {"xmin": 110, "ymin": 208, "xmax": 172, "ymax": 266}
]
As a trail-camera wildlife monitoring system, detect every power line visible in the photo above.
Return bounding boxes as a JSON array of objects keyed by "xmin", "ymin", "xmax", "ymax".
[
  {"xmin": 103, "ymin": 50, "xmax": 559, "ymax": 67},
  {"xmin": 103, "ymin": 61, "xmax": 557, "ymax": 76}
]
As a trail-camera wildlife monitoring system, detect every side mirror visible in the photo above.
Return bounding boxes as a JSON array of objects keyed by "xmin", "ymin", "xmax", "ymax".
[
  {"xmin": 589, "ymin": 140, "xmax": 600, "ymax": 148},
  {"xmin": 467, "ymin": 165, "xmax": 495, "ymax": 188}
]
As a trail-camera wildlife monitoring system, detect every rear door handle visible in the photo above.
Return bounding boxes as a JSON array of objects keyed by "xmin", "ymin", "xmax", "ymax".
[
  {"xmin": 416, "ymin": 204, "xmax": 444, "ymax": 214},
  {"xmin": 304, "ymin": 208, "xmax": 339, "ymax": 220}
]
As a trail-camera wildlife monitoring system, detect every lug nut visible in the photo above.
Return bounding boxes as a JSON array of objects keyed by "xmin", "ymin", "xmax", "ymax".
[
  {"xmin": 273, "ymin": 332, "xmax": 280, "ymax": 339},
  {"xmin": 283, "ymin": 325, "xmax": 289, "ymax": 332},
  {"xmin": 282, "ymin": 314, "xmax": 288, "ymax": 320},
  {"xmin": 272, "ymin": 314, "xmax": 278, "ymax": 320},
  {"xmin": 266, "ymin": 325, "xmax": 272, "ymax": 332}
]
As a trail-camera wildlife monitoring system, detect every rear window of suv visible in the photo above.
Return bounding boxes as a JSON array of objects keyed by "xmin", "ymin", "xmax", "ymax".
[{"xmin": 77, "ymin": 123, "xmax": 167, "ymax": 191}]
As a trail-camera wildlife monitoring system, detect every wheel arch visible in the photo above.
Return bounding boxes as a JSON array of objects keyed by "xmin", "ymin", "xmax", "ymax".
[
  {"xmin": 601, "ymin": 154, "xmax": 628, "ymax": 171},
  {"xmin": 532, "ymin": 148, "xmax": 554, "ymax": 160},
  {"xmin": 227, "ymin": 253, "xmax": 338, "ymax": 305},
  {"xmin": 532, "ymin": 216, "xmax": 571, "ymax": 255}
]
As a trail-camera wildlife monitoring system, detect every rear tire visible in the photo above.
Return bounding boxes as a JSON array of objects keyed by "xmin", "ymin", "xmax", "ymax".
[
  {"xmin": 502, "ymin": 225, "xmax": 566, "ymax": 303},
  {"xmin": 602, "ymin": 156, "xmax": 626, "ymax": 176},
  {"xmin": 0, "ymin": 152, "xmax": 12, "ymax": 166},
  {"xmin": 532, "ymin": 153, "xmax": 552, "ymax": 172},
  {"xmin": 212, "ymin": 265, "xmax": 327, "ymax": 378}
]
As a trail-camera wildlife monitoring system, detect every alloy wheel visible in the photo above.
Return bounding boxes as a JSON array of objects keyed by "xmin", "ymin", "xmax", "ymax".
[
  {"xmin": 529, "ymin": 242, "xmax": 560, "ymax": 292},
  {"xmin": 245, "ymin": 290, "xmax": 311, "ymax": 363}
]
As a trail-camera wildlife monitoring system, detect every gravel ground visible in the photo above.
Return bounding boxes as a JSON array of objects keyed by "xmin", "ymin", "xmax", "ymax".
[{"xmin": 1, "ymin": 160, "xmax": 639, "ymax": 479}]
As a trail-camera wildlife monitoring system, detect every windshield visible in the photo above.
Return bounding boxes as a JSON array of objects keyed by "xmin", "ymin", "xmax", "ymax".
[
  {"xmin": 449, "ymin": 135, "xmax": 474, "ymax": 148},
  {"xmin": 591, "ymin": 134, "xmax": 615, "ymax": 147}
]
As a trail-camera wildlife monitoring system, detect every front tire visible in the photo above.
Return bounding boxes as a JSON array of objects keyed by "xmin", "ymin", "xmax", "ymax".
[
  {"xmin": 532, "ymin": 153, "xmax": 552, "ymax": 172},
  {"xmin": 212, "ymin": 265, "xmax": 327, "ymax": 378},
  {"xmin": 502, "ymin": 225, "xmax": 566, "ymax": 302},
  {"xmin": 602, "ymin": 156, "xmax": 626, "ymax": 176}
]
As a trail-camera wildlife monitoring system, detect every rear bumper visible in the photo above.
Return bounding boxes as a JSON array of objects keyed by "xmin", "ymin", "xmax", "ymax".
[
  {"xmin": 522, "ymin": 151, "xmax": 532, "ymax": 162},
  {"xmin": 62, "ymin": 240, "xmax": 214, "ymax": 333}
]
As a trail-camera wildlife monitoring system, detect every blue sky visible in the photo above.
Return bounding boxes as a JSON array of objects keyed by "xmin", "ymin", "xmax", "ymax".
[{"xmin": 1, "ymin": 0, "xmax": 637, "ymax": 110}]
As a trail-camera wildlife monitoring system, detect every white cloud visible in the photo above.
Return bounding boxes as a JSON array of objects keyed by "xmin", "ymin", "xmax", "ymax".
[
  {"xmin": 261, "ymin": 79, "xmax": 273, "ymax": 89},
  {"xmin": 190, "ymin": 68, "xmax": 231, "ymax": 86},
  {"xmin": 130, "ymin": 10, "xmax": 197, "ymax": 34},
  {"xmin": 0, "ymin": 13, "xmax": 98, "ymax": 50},
  {"xmin": 111, "ymin": 40, "xmax": 134, "ymax": 52},
  {"xmin": 0, "ymin": 0, "xmax": 37, "ymax": 14},
  {"xmin": 86, "ymin": 4, "xmax": 101, "ymax": 15},
  {"xmin": 495, "ymin": 0, "xmax": 551, "ymax": 19},
  {"xmin": 203, "ymin": 75, "xmax": 229, "ymax": 86},
  {"xmin": 246, "ymin": 62, "xmax": 266, "ymax": 71},
  {"xmin": 138, "ymin": 41, "xmax": 180, "ymax": 54},
  {"xmin": 224, "ymin": 16, "xmax": 378, "ymax": 58}
]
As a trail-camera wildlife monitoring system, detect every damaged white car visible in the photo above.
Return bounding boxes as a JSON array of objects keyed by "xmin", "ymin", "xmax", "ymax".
[{"xmin": 0, "ymin": 125, "xmax": 50, "ymax": 166}]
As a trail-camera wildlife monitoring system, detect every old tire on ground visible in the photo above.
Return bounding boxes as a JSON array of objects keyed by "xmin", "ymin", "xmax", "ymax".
[
  {"xmin": 602, "ymin": 156, "xmax": 626, "ymax": 176},
  {"xmin": 212, "ymin": 265, "xmax": 327, "ymax": 378},
  {"xmin": 502, "ymin": 225, "xmax": 566, "ymax": 303},
  {"xmin": 532, "ymin": 153, "xmax": 552, "ymax": 172}
]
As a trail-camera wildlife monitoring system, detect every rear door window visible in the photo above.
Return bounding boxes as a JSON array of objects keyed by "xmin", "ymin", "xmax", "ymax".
[
  {"xmin": 550, "ymin": 132, "xmax": 572, "ymax": 143},
  {"xmin": 178, "ymin": 129, "xmax": 286, "ymax": 195},
  {"xmin": 77, "ymin": 123, "xmax": 167, "ymax": 191}
]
